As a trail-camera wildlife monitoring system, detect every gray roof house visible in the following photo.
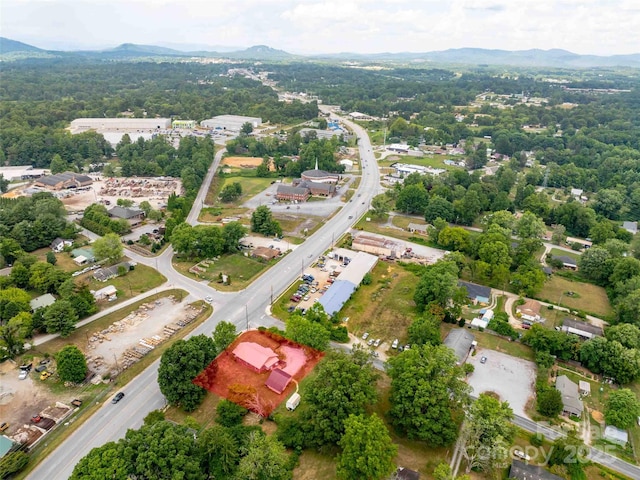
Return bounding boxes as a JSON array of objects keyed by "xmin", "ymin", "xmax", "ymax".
[
  {"xmin": 552, "ymin": 255, "xmax": 578, "ymax": 269},
  {"xmin": 509, "ymin": 460, "xmax": 563, "ymax": 480},
  {"xmin": 93, "ymin": 261, "xmax": 135, "ymax": 282},
  {"xmin": 444, "ymin": 329, "xmax": 475, "ymax": 365},
  {"xmin": 555, "ymin": 375, "xmax": 584, "ymax": 417},
  {"xmin": 458, "ymin": 280, "xmax": 491, "ymax": 304},
  {"xmin": 30, "ymin": 293, "xmax": 56, "ymax": 311},
  {"xmin": 561, "ymin": 318, "xmax": 603, "ymax": 339},
  {"xmin": 622, "ymin": 221, "xmax": 638, "ymax": 235},
  {"xmin": 108, "ymin": 206, "xmax": 144, "ymax": 220}
]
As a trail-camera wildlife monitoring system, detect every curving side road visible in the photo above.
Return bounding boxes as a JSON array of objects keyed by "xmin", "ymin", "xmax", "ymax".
[{"xmin": 28, "ymin": 117, "xmax": 380, "ymax": 480}]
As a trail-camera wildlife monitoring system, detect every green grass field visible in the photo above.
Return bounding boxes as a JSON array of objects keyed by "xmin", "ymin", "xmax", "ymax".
[
  {"xmin": 173, "ymin": 253, "xmax": 271, "ymax": 292},
  {"xmin": 379, "ymin": 153, "xmax": 463, "ymax": 171},
  {"xmin": 77, "ymin": 264, "xmax": 166, "ymax": 307},
  {"xmin": 537, "ymin": 275, "xmax": 612, "ymax": 317}
]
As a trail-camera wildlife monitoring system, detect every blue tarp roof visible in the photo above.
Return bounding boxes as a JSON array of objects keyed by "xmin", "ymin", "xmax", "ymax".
[{"xmin": 318, "ymin": 280, "xmax": 356, "ymax": 316}]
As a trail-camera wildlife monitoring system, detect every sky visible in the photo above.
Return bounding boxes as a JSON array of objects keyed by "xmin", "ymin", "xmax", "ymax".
[{"xmin": 2, "ymin": 0, "xmax": 639, "ymax": 56}]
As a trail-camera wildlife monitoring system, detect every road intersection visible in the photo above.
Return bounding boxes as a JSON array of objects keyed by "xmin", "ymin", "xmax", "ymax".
[{"xmin": 26, "ymin": 118, "xmax": 640, "ymax": 480}]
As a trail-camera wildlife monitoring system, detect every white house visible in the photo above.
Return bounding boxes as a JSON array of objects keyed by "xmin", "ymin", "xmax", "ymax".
[{"xmin": 517, "ymin": 300, "xmax": 541, "ymax": 323}]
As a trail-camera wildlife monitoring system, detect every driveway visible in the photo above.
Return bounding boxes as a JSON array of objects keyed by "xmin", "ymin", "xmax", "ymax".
[{"xmin": 467, "ymin": 348, "xmax": 536, "ymax": 418}]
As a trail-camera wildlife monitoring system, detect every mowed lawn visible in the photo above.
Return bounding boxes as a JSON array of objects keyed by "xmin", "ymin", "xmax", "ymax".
[
  {"xmin": 341, "ymin": 262, "xmax": 418, "ymax": 343},
  {"xmin": 379, "ymin": 154, "xmax": 462, "ymax": 171},
  {"xmin": 173, "ymin": 254, "xmax": 270, "ymax": 292},
  {"xmin": 76, "ymin": 264, "xmax": 166, "ymax": 305},
  {"xmin": 537, "ymin": 275, "xmax": 611, "ymax": 317},
  {"xmin": 220, "ymin": 176, "xmax": 275, "ymax": 203}
]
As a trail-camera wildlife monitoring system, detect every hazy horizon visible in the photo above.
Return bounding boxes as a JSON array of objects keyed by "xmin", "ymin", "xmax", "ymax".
[{"xmin": 2, "ymin": 0, "xmax": 639, "ymax": 56}]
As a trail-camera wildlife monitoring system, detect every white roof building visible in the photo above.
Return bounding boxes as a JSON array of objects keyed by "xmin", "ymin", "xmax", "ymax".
[
  {"xmin": 603, "ymin": 425, "xmax": 628, "ymax": 445},
  {"xmin": 69, "ymin": 118, "xmax": 171, "ymax": 134},
  {"xmin": 200, "ymin": 115, "xmax": 262, "ymax": 132}
]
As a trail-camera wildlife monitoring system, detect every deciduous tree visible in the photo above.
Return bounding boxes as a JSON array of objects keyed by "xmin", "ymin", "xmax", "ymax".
[
  {"xmin": 387, "ymin": 344, "xmax": 470, "ymax": 446},
  {"xmin": 92, "ymin": 232, "xmax": 124, "ymax": 264},
  {"xmin": 336, "ymin": 414, "xmax": 397, "ymax": 480},
  {"xmin": 56, "ymin": 345, "xmax": 88, "ymax": 383},
  {"xmin": 604, "ymin": 389, "xmax": 640, "ymax": 429},
  {"xmin": 43, "ymin": 299, "xmax": 78, "ymax": 336}
]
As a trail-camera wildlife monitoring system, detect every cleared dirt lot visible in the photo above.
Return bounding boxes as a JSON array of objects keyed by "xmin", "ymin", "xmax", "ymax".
[
  {"xmin": 0, "ymin": 361, "xmax": 62, "ymax": 435},
  {"xmin": 84, "ymin": 297, "xmax": 198, "ymax": 375},
  {"xmin": 466, "ymin": 348, "xmax": 536, "ymax": 418}
]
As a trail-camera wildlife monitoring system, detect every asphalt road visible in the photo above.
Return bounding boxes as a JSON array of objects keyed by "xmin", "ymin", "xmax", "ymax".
[{"xmin": 28, "ymin": 117, "xmax": 380, "ymax": 480}]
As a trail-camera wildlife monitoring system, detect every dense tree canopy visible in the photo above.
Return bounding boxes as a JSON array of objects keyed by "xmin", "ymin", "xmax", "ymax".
[
  {"xmin": 387, "ymin": 343, "xmax": 470, "ymax": 446},
  {"xmin": 56, "ymin": 345, "xmax": 88, "ymax": 383}
]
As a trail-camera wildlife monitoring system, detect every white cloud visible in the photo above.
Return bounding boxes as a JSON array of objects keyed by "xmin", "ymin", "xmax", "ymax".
[{"xmin": 0, "ymin": 0, "xmax": 638, "ymax": 55}]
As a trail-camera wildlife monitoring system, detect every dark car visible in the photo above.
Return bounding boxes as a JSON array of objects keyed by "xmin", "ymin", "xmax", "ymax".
[
  {"xmin": 112, "ymin": 392, "xmax": 125, "ymax": 404},
  {"xmin": 35, "ymin": 365, "xmax": 47, "ymax": 373}
]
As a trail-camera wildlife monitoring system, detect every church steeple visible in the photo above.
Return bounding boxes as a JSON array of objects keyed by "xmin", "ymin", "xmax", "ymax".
[{"xmin": 314, "ymin": 158, "xmax": 318, "ymax": 170}]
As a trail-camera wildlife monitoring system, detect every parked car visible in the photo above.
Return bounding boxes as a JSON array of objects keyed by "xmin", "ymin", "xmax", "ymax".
[
  {"xmin": 373, "ymin": 339, "xmax": 381, "ymax": 347},
  {"xmin": 404, "ymin": 344, "xmax": 411, "ymax": 350},
  {"xmin": 391, "ymin": 339, "xmax": 399, "ymax": 349},
  {"xmin": 362, "ymin": 332, "xmax": 370, "ymax": 340},
  {"xmin": 287, "ymin": 305, "xmax": 296, "ymax": 312},
  {"xmin": 20, "ymin": 363, "xmax": 33, "ymax": 372},
  {"xmin": 204, "ymin": 296, "xmax": 213, "ymax": 303},
  {"xmin": 71, "ymin": 399, "xmax": 83, "ymax": 407},
  {"xmin": 0, "ymin": 422, "xmax": 8, "ymax": 432},
  {"xmin": 480, "ymin": 356, "xmax": 487, "ymax": 364},
  {"xmin": 18, "ymin": 370, "xmax": 29, "ymax": 380},
  {"xmin": 40, "ymin": 371, "xmax": 52, "ymax": 381},
  {"xmin": 367, "ymin": 338, "xmax": 375, "ymax": 346},
  {"xmin": 303, "ymin": 296, "xmax": 309, "ymax": 301},
  {"xmin": 31, "ymin": 415, "xmax": 42, "ymax": 423},
  {"xmin": 35, "ymin": 365, "xmax": 47, "ymax": 373},
  {"xmin": 39, "ymin": 359, "xmax": 51, "ymax": 366},
  {"xmin": 513, "ymin": 450, "xmax": 531, "ymax": 461},
  {"xmin": 112, "ymin": 392, "xmax": 125, "ymax": 404}
]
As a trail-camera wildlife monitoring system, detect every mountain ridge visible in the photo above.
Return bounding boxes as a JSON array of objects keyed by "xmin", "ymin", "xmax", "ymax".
[{"xmin": 1, "ymin": 37, "xmax": 639, "ymax": 68}]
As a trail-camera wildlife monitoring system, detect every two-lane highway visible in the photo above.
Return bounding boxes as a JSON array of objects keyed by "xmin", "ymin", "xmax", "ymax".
[{"xmin": 28, "ymin": 116, "xmax": 380, "ymax": 479}]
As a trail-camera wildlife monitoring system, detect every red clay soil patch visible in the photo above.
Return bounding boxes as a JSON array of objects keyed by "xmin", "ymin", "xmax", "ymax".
[{"xmin": 194, "ymin": 330, "xmax": 323, "ymax": 417}]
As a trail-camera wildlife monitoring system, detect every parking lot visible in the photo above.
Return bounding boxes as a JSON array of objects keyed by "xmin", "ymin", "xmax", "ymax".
[{"xmin": 466, "ymin": 348, "xmax": 536, "ymax": 418}]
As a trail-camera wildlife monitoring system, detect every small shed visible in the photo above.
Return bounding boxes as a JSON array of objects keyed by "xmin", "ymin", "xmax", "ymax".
[
  {"xmin": 93, "ymin": 285, "xmax": 117, "ymax": 301},
  {"xmin": 578, "ymin": 380, "xmax": 591, "ymax": 396},
  {"xmin": 265, "ymin": 368, "xmax": 292, "ymax": 394},
  {"xmin": 73, "ymin": 255, "xmax": 88, "ymax": 266}
]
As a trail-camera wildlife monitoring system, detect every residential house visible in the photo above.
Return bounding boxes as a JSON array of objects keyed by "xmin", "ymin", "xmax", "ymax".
[
  {"xmin": 555, "ymin": 375, "xmax": 584, "ymax": 417},
  {"xmin": 517, "ymin": 299, "xmax": 542, "ymax": 323},
  {"xmin": 443, "ymin": 329, "xmax": 475, "ymax": 365},
  {"xmin": 552, "ymin": 255, "xmax": 578, "ymax": 270},
  {"xmin": 93, "ymin": 261, "xmax": 135, "ymax": 282},
  {"xmin": 251, "ymin": 246, "xmax": 280, "ymax": 261},
  {"xmin": 50, "ymin": 238, "xmax": 73, "ymax": 253},
  {"xmin": 232, "ymin": 342, "xmax": 280, "ymax": 373},
  {"xmin": 407, "ymin": 223, "xmax": 429, "ymax": 235},
  {"xmin": 458, "ymin": 280, "xmax": 491, "ymax": 305},
  {"xmin": 622, "ymin": 221, "xmax": 638, "ymax": 235},
  {"xmin": 509, "ymin": 460, "xmax": 563, "ymax": 480},
  {"xmin": 30, "ymin": 293, "xmax": 56, "ymax": 312},
  {"xmin": 561, "ymin": 318, "xmax": 603, "ymax": 339}
]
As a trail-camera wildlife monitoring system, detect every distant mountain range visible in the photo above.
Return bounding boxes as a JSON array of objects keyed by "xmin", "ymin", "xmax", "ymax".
[{"xmin": 2, "ymin": 37, "xmax": 639, "ymax": 68}]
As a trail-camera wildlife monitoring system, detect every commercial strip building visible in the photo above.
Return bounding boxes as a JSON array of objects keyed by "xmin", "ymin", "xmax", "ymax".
[
  {"xmin": 352, "ymin": 234, "xmax": 403, "ymax": 258},
  {"xmin": 35, "ymin": 172, "xmax": 93, "ymax": 190},
  {"xmin": 318, "ymin": 251, "xmax": 378, "ymax": 316},
  {"xmin": 69, "ymin": 118, "xmax": 172, "ymax": 133},
  {"xmin": 200, "ymin": 115, "xmax": 262, "ymax": 133}
]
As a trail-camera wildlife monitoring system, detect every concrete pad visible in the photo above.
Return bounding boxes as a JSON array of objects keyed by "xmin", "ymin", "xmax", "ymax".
[{"xmin": 467, "ymin": 348, "xmax": 536, "ymax": 418}]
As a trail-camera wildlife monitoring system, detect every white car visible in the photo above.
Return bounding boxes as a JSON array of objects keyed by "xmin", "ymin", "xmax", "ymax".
[
  {"xmin": 513, "ymin": 450, "xmax": 531, "ymax": 461},
  {"xmin": 18, "ymin": 370, "xmax": 29, "ymax": 380},
  {"xmin": 362, "ymin": 332, "xmax": 370, "ymax": 340},
  {"xmin": 391, "ymin": 339, "xmax": 399, "ymax": 349},
  {"xmin": 204, "ymin": 296, "xmax": 213, "ymax": 303},
  {"xmin": 373, "ymin": 339, "xmax": 381, "ymax": 347}
]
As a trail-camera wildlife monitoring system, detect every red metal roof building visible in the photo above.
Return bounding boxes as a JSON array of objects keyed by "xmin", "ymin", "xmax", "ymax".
[
  {"xmin": 265, "ymin": 368, "xmax": 292, "ymax": 394},
  {"xmin": 232, "ymin": 342, "xmax": 280, "ymax": 373}
]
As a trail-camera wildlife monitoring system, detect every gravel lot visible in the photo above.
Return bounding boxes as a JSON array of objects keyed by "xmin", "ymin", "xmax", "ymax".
[{"xmin": 467, "ymin": 348, "xmax": 536, "ymax": 418}]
